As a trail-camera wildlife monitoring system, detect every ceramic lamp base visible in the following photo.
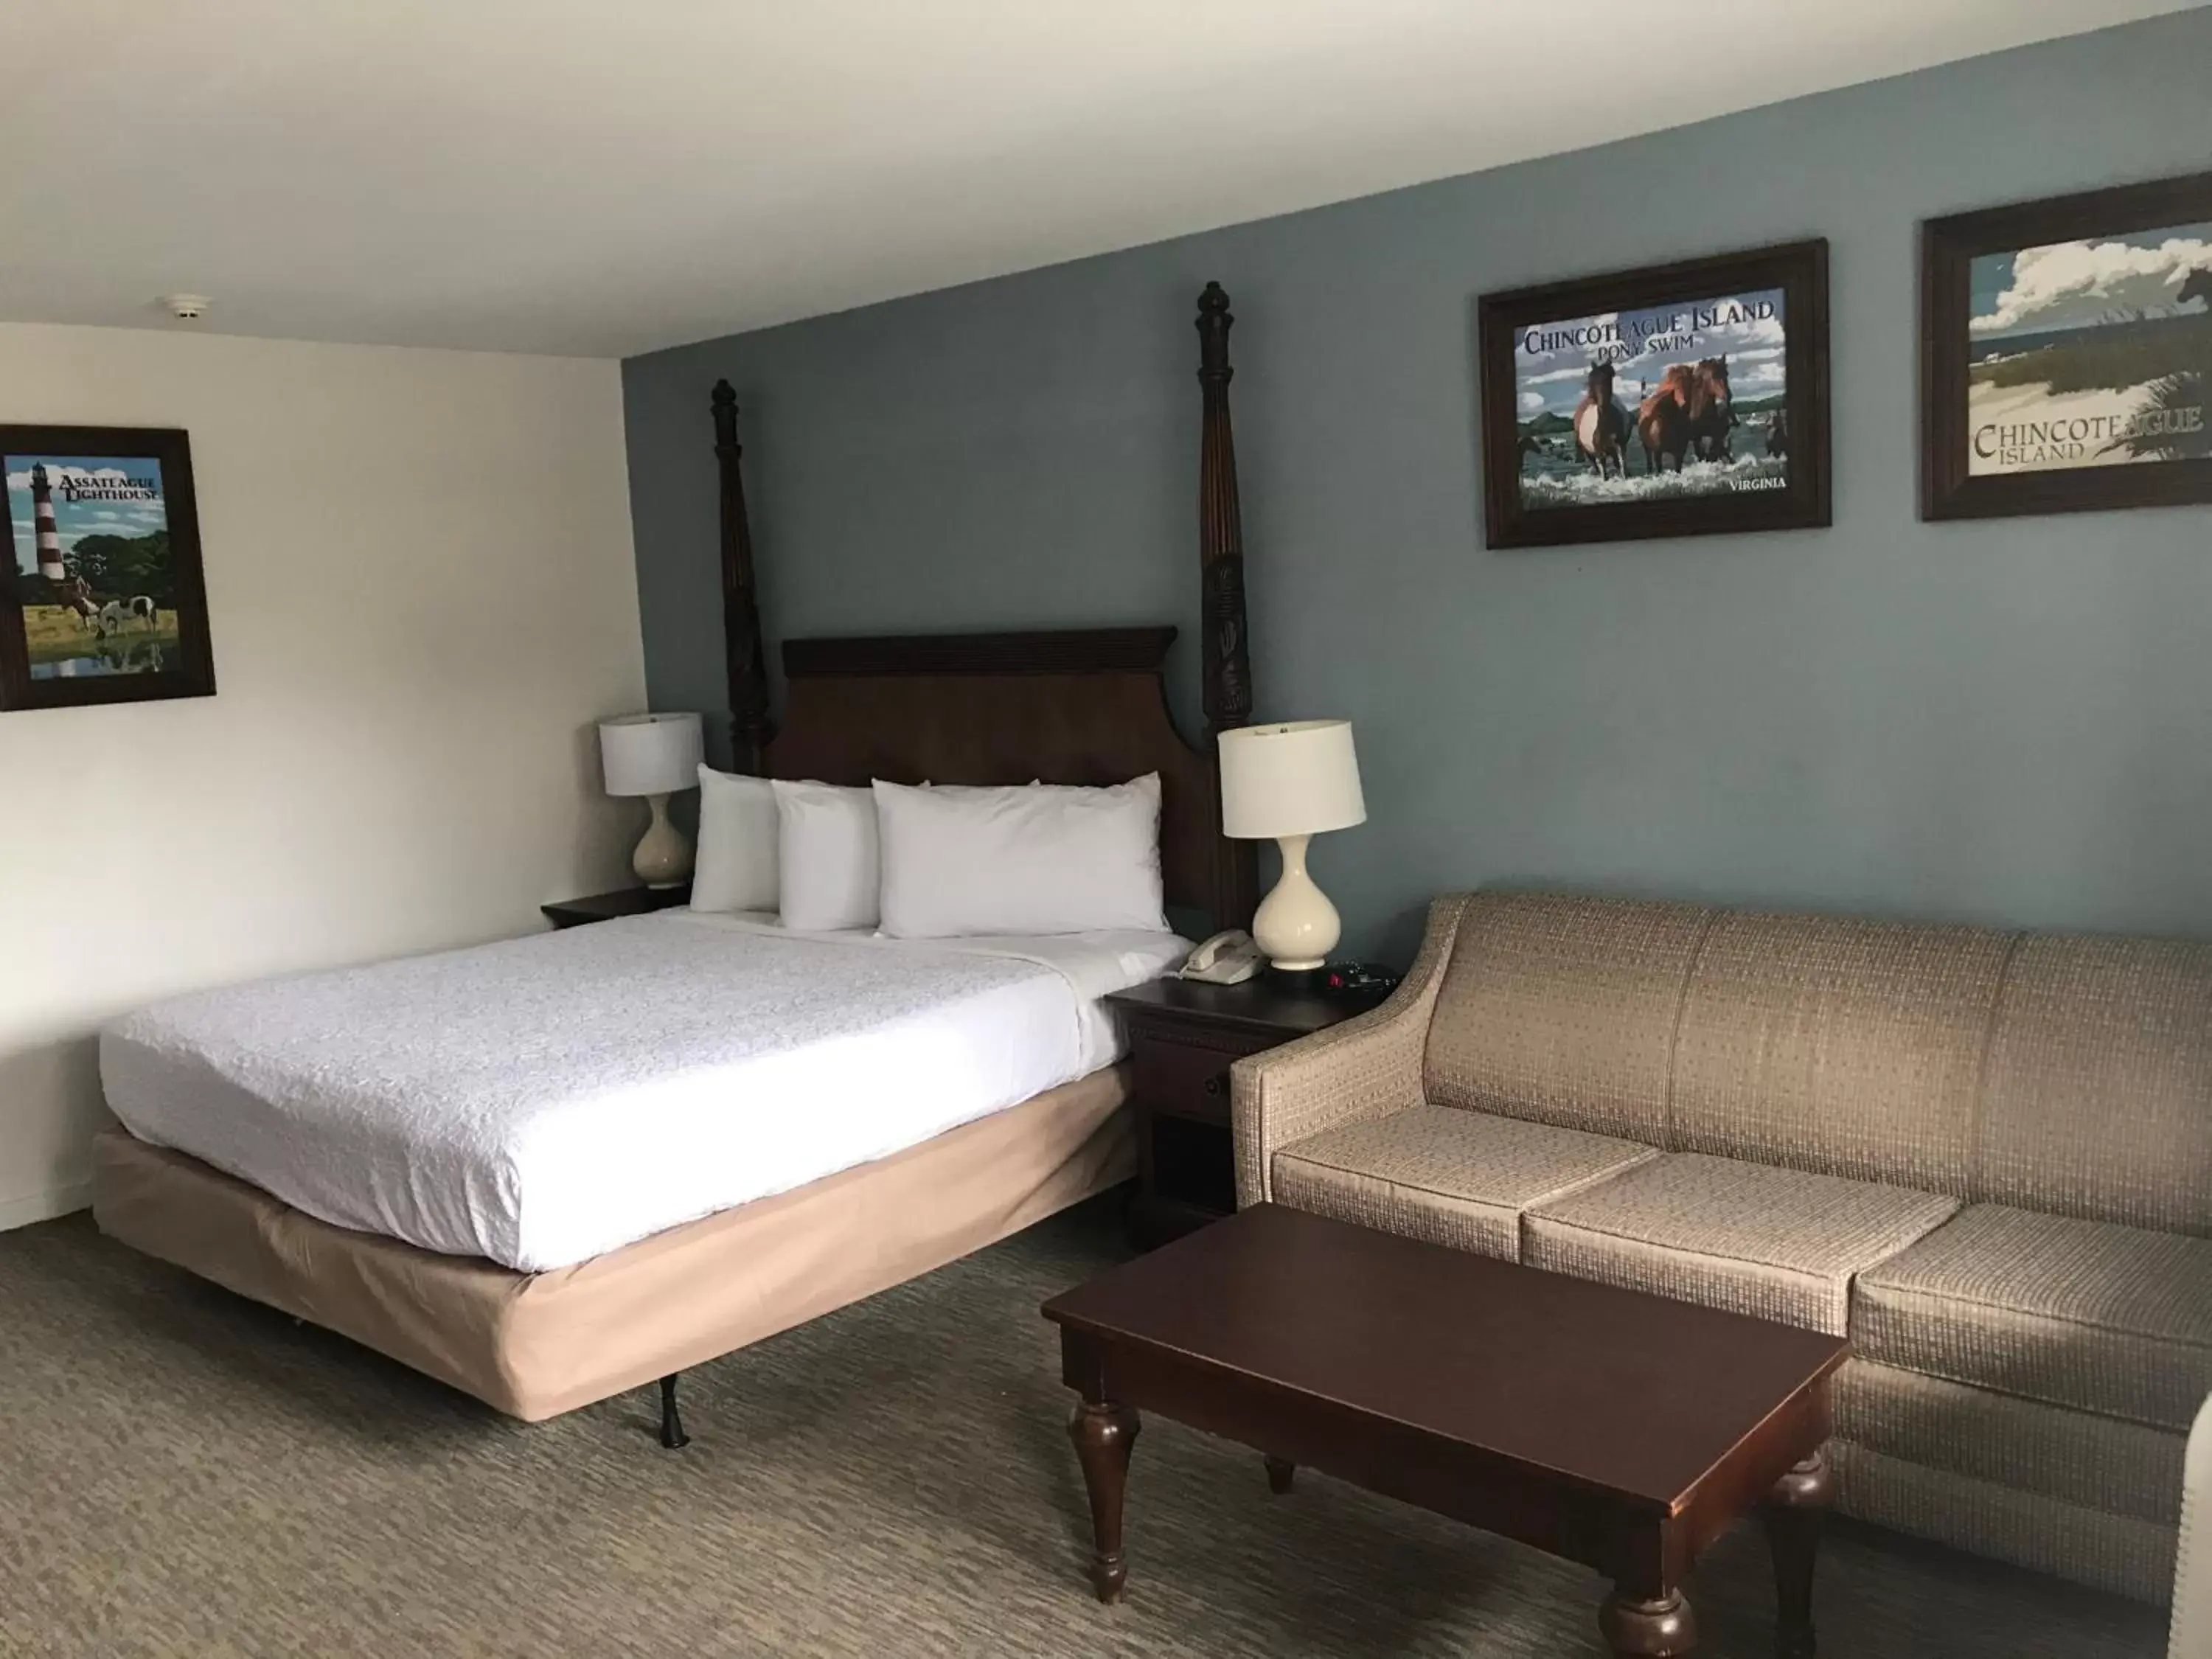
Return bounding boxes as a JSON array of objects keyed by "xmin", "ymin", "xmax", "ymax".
[
  {"xmin": 1252, "ymin": 833, "xmax": 1340, "ymax": 973},
  {"xmin": 632, "ymin": 793, "xmax": 694, "ymax": 889}
]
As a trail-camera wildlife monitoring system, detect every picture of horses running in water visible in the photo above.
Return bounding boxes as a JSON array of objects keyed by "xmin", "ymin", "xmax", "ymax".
[
  {"xmin": 1481, "ymin": 240, "xmax": 1827, "ymax": 546},
  {"xmin": 1506, "ymin": 282, "xmax": 1790, "ymax": 512}
]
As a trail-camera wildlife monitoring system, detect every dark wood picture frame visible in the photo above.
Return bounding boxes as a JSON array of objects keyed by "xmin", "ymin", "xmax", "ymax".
[
  {"xmin": 0, "ymin": 424, "xmax": 215, "ymax": 711},
  {"xmin": 1478, "ymin": 240, "xmax": 1831, "ymax": 549},
  {"xmin": 1921, "ymin": 170, "xmax": 2212, "ymax": 522}
]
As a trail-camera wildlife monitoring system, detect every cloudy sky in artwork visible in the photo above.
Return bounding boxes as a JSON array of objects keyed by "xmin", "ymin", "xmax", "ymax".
[{"xmin": 1970, "ymin": 224, "xmax": 2212, "ymax": 339}]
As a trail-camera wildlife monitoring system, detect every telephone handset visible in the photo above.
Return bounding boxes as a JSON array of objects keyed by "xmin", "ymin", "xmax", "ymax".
[{"xmin": 1178, "ymin": 930, "xmax": 1263, "ymax": 986}]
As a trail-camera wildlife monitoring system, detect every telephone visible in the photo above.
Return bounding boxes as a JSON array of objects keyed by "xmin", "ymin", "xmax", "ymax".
[{"xmin": 1178, "ymin": 930, "xmax": 1263, "ymax": 986}]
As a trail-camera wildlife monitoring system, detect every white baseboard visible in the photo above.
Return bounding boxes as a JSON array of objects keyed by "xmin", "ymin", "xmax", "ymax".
[{"xmin": 0, "ymin": 1181, "xmax": 92, "ymax": 1232}]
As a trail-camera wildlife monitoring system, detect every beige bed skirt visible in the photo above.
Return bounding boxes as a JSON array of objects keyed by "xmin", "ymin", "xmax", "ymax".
[{"xmin": 92, "ymin": 1065, "xmax": 1133, "ymax": 1422}]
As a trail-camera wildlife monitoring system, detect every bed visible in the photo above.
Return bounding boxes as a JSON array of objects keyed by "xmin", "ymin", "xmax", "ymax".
[{"xmin": 89, "ymin": 282, "xmax": 1262, "ymax": 1435}]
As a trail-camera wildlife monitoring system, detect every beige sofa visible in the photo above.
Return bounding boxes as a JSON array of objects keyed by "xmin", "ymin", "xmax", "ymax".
[{"xmin": 1231, "ymin": 891, "xmax": 2212, "ymax": 1603}]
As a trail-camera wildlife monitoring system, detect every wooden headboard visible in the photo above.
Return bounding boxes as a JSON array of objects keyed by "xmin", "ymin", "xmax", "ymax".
[{"xmin": 707, "ymin": 284, "xmax": 1259, "ymax": 931}]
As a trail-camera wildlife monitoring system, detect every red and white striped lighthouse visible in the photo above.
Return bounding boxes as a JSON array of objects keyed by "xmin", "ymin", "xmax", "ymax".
[{"xmin": 30, "ymin": 463, "xmax": 64, "ymax": 582}]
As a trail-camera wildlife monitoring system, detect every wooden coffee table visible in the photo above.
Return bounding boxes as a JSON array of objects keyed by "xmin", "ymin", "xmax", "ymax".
[{"xmin": 1042, "ymin": 1203, "xmax": 1846, "ymax": 1658}]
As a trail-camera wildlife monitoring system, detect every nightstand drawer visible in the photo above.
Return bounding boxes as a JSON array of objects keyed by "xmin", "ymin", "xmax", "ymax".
[
  {"xmin": 1133, "ymin": 1033, "xmax": 1266, "ymax": 1124},
  {"xmin": 1108, "ymin": 976, "xmax": 1391, "ymax": 1250}
]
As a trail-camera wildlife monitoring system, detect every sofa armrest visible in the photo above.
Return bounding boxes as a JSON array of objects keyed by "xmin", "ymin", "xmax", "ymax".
[
  {"xmin": 1229, "ymin": 894, "xmax": 1469, "ymax": 1208},
  {"xmin": 2175, "ymin": 1391, "xmax": 2212, "ymax": 1656}
]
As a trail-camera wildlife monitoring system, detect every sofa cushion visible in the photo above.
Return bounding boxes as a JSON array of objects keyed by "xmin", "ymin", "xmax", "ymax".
[
  {"xmin": 1852, "ymin": 1203, "xmax": 2212, "ymax": 1432},
  {"xmin": 1522, "ymin": 1153, "xmax": 1958, "ymax": 1334},
  {"xmin": 1669, "ymin": 911, "xmax": 2010, "ymax": 1192},
  {"xmin": 1273, "ymin": 1105, "xmax": 1658, "ymax": 1262},
  {"xmin": 1975, "ymin": 934, "xmax": 2212, "ymax": 1235},
  {"xmin": 1424, "ymin": 891, "xmax": 1712, "ymax": 1142}
]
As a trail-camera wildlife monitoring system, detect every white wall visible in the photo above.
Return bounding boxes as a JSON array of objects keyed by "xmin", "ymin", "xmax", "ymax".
[{"xmin": 0, "ymin": 324, "xmax": 646, "ymax": 1228}]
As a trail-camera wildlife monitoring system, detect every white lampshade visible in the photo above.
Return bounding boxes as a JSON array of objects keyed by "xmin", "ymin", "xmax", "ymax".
[
  {"xmin": 1220, "ymin": 720, "xmax": 1366, "ymax": 841},
  {"xmin": 598, "ymin": 712, "xmax": 703, "ymax": 798}
]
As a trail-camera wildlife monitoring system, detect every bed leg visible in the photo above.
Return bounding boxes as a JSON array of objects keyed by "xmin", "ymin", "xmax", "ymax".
[{"xmin": 658, "ymin": 1373, "xmax": 691, "ymax": 1450}]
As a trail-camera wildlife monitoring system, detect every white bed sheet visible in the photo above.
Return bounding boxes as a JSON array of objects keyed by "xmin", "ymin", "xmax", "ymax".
[{"xmin": 100, "ymin": 911, "xmax": 1186, "ymax": 1273}]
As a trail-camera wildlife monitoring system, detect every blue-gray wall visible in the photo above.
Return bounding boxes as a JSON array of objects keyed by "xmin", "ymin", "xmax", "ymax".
[{"xmin": 623, "ymin": 11, "xmax": 2212, "ymax": 961}]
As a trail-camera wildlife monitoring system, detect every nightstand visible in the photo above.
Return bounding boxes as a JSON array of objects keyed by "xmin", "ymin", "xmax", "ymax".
[
  {"xmin": 1106, "ymin": 976, "xmax": 1391, "ymax": 1248},
  {"xmin": 541, "ymin": 884, "xmax": 693, "ymax": 929}
]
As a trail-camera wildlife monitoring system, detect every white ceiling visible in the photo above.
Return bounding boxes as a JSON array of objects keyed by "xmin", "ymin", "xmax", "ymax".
[{"xmin": 0, "ymin": 1, "xmax": 2194, "ymax": 358}]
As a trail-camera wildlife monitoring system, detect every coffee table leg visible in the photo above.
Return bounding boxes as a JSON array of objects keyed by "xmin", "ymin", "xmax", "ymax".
[
  {"xmin": 1599, "ymin": 1589, "xmax": 1696, "ymax": 1657},
  {"xmin": 1264, "ymin": 1455, "xmax": 1295, "ymax": 1495},
  {"xmin": 1068, "ymin": 1399, "xmax": 1140, "ymax": 1603},
  {"xmin": 1762, "ymin": 1447, "xmax": 1832, "ymax": 1658}
]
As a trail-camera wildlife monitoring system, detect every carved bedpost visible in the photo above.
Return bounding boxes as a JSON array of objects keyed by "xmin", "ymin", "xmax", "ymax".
[
  {"xmin": 1195, "ymin": 283, "xmax": 1259, "ymax": 928},
  {"xmin": 1196, "ymin": 283, "xmax": 1253, "ymax": 737},
  {"xmin": 712, "ymin": 380, "xmax": 773, "ymax": 773}
]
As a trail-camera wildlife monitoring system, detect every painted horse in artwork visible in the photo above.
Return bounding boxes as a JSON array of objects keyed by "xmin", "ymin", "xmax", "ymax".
[
  {"xmin": 56, "ymin": 571, "xmax": 99, "ymax": 630},
  {"xmin": 1638, "ymin": 357, "xmax": 1735, "ymax": 473},
  {"xmin": 1636, "ymin": 372, "xmax": 1690, "ymax": 474},
  {"xmin": 1573, "ymin": 361, "xmax": 1631, "ymax": 480},
  {"xmin": 1764, "ymin": 406, "xmax": 1790, "ymax": 460},
  {"xmin": 1684, "ymin": 355, "xmax": 1735, "ymax": 462}
]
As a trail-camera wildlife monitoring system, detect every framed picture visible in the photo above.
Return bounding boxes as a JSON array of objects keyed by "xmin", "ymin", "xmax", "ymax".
[
  {"xmin": 1478, "ymin": 239, "xmax": 1830, "ymax": 549},
  {"xmin": 1922, "ymin": 171, "xmax": 2212, "ymax": 521},
  {"xmin": 0, "ymin": 425, "xmax": 215, "ymax": 710}
]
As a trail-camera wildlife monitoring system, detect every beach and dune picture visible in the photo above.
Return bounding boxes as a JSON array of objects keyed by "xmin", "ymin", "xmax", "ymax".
[
  {"xmin": 1925, "ymin": 172, "xmax": 2212, "ymax": 520},
  {"xmin": 0, "ymin": 425, "xmax": 214, "ymax": 710},
  {"xmin": 1481, "ymin": 240, "xmax": 1829, "ymax": 548},
  {"xmin": 1966, "ymin": 226, "xmax": 2210, "ymax": 476}
]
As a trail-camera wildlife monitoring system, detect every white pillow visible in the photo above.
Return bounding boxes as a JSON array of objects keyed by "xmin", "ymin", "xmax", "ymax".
[
  {"xmin": 690, "ymin": 764, "xmax": 779, "ymax": 913},
  {"xmin": 773, "ymin": 779, "xmax": 881, "ymax": 932},
  {"xmin": 874, "ymin": 775, "xmax": 1166, "ymax": 938}
]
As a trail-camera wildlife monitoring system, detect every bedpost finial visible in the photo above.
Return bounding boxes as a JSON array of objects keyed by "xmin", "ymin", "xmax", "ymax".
[
  {"xmin": 1195, "ymin": 283, "xmax": 1234, "ymax": 382},
  {"xmin": 712, "ymin": 379, "xmax": 741, "ymax": 450}
]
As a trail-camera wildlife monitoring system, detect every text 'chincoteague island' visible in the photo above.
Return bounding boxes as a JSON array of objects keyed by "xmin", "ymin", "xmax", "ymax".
[{"xmin": 1520, "ymin": 300, "xmax": 1778, "ymax": 364}]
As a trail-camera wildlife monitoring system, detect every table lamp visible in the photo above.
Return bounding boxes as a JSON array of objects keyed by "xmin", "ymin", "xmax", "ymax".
[
  {"xmin": 1219, "ymin": 719, "xmax": 1366, "ymax": 975},
  {"xmin": 598, "ymin": 712, "xmax": 705, "ymax": 888}
]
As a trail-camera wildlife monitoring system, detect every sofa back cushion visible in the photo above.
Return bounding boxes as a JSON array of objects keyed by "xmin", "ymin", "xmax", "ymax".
[
  {"xmin": 1978, "ymin": 933, "xmax": 2212, "ymax": 1234},
  {"xmin": 1423, "ymin": 889, "xmax": 2212, "ymax": 1234},
  {"xmin": 1424, "ymin": 891, "xmax": 1710, "ymax": 1142},
  {"xmin": 1668, "ymin": 911, "xmax": 2009, "ymax": 1192}
]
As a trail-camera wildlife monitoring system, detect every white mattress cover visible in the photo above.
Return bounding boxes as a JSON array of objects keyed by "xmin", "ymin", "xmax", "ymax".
[{"xmin": 100, "ymin": 911, "xmax": 1186, "ymax": 1273}]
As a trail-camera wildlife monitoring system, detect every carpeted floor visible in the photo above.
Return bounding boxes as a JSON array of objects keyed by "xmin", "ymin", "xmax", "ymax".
[{"xmin": 0, "ymin": 1197, "xmax": 2167, "ymax": 1658}]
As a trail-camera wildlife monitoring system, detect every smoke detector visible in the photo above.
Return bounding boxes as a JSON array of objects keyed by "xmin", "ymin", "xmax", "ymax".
[{"xmin": 160, "ymin": 293, "xmax": 211, "ymax": 321}]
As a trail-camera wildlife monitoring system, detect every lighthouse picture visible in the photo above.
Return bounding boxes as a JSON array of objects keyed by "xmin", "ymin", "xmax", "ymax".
[{"xmin": 1, "ymin": 423, "xmax": 214, "ymax": 709}]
